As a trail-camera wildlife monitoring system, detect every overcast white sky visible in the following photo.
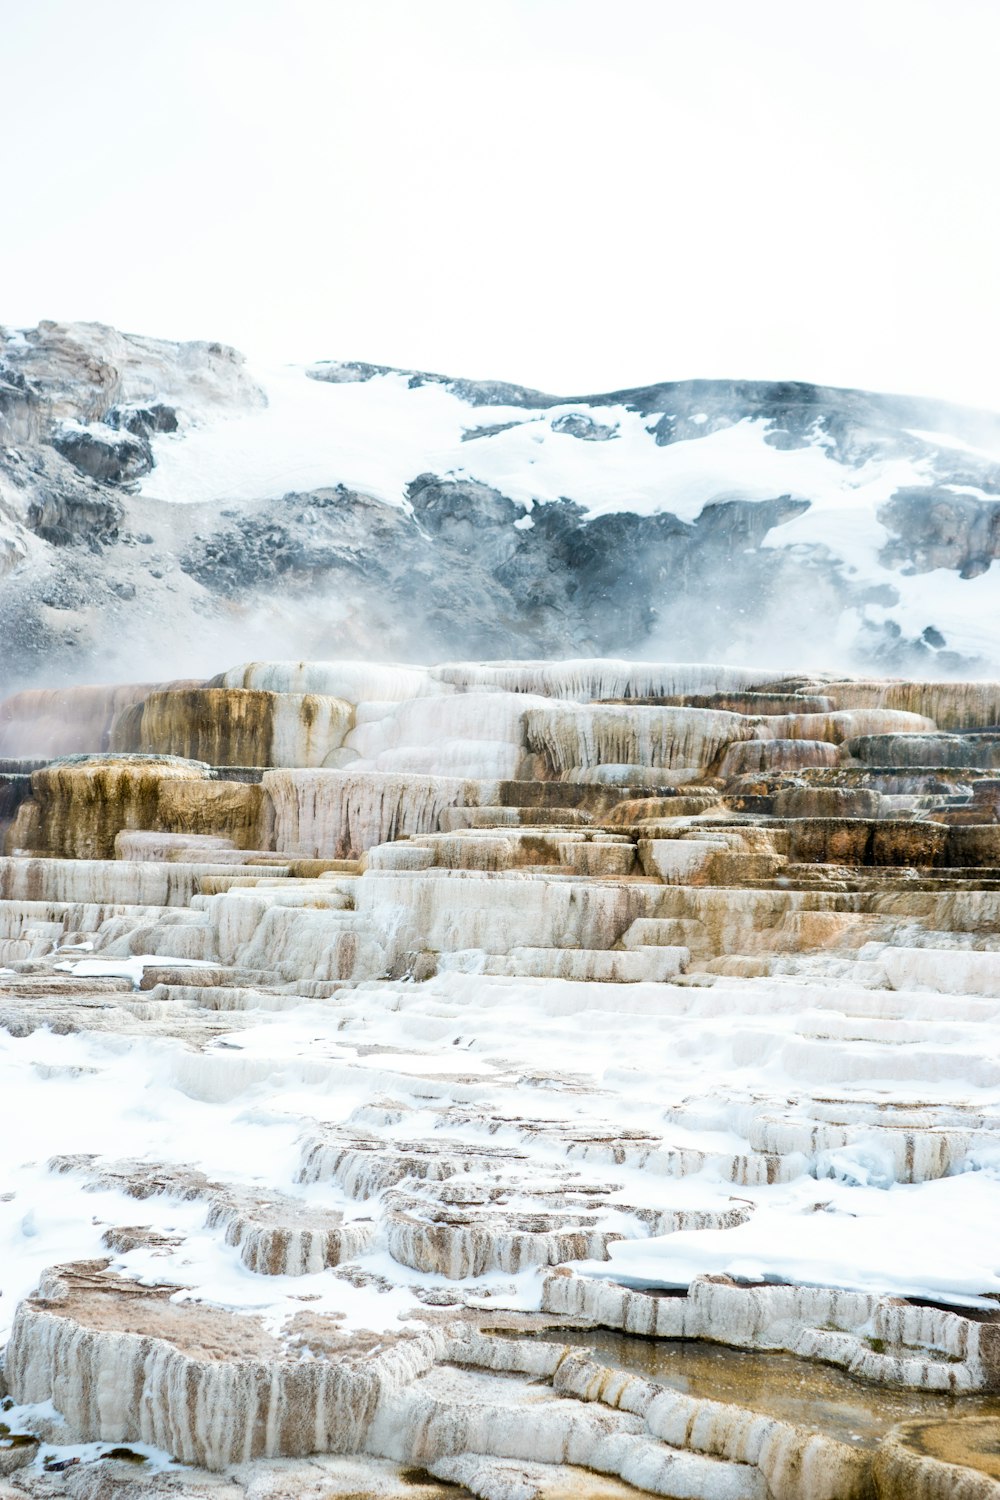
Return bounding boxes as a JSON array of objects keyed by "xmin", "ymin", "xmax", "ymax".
[{"xmin": 2, "ymin": 0, "xmax": 998, "ymax": 406}]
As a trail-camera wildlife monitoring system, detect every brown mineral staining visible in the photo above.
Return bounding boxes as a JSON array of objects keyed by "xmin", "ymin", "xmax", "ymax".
[
  {"xmin": 874, "ymin": 1417, "xmax": 1000, "ymax": 1497},
  {"xmin": 900, "ymin": 1414, "xmax": 1000, "ymax": 1480},
  {"xmin": 6, "ymin": 755, "xmax": 266, "ymax": 858},
  {"xmin": 717, "ymin": 737, "xmax": 842, "ymax": 776},
  {"xmin": 111, "ymin": 687, "xmax": 354, "ymax": 768},
  {"xmin": 23, "ymin": 1261, "xmax": 285, "ymax": 1361},
  {"xmin": 821, "ymin": 679, "xmax": 1000, "ymax": 733}
]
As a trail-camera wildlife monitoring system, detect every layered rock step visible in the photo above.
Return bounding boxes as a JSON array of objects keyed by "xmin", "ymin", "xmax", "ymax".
[{"xmin": 3, "ymin": 658, "xmax": 1000, "ymax": 1498}]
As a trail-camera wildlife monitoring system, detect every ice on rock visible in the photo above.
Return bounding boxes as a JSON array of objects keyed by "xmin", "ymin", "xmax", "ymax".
[
  {"xmin": 49, "ymin": 1156, "xmax": 377, "ymax": 1276},
  {"xmin": 582, "ymin": 1201, "xmax": 1000, "ymax": 1311},
  {"xmin": 355, "ymin": 870, "xmax": 664, "ymax": 963},
  {"xmin": 879, "ymin": 945, "xmax": 1000, "ymax": 997},
  {"xmin": 747, "ymin": 709, "xmax": 937, "ymax": 744},
  {"xmin": 0, "ymin": 856, "xmax": 290, "ymax": 908},
  {"xmin": 113, "ymin": 830, "xmax": 287, "ymax": 865},
  {"xmin": 344, "ymin": 693, "xmax": 539, "ymax": 776},
  {"xmin": 225, "ymin": 902, "xmax": 386, "ymax": 982},
  {"xmin": 3, "ymin": 657, "xmax": 1000, "ymax": 1499},
  {"xmin": 441, "ymin": 946, "xmax": 688, "ymax": 982}
]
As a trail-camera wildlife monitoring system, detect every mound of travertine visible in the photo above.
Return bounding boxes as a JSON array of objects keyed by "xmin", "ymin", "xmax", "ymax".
[{"xmin": 2, "ymin": 659, "xmax": 1000, "ymax": 1499}]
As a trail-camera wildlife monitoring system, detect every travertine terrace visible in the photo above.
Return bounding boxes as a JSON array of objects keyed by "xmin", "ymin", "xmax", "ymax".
[{"xmin": 2, "ymin": 658, "xmax": 1000, "ymax": 1499}]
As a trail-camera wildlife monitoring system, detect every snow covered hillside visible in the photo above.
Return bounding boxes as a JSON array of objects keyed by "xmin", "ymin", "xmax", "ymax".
[{"xmin": 2, "ymin": 321, "xmax": 999, "ymax": 691}]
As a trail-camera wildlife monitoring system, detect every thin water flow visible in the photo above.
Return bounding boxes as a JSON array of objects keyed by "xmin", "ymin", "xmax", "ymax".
[{"xmin": 532, "ymin": 1327, "xmax": 1000, "ymax": 1454}]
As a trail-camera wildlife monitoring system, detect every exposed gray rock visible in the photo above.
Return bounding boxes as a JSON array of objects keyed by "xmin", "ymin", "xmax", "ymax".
[
  {"xmin": 879, "ymin": 486, "xmax": 1000, "ymax": 578},
  {"xmin": 0, "ymin": 320, "xmax": 262, "ymax": 563},
  {"xmin": 52, "ymin": 423, "xmax": 153, "ymax": 485},
  {"xmin": 0, "ymin": 320, "xmax": 263, "ymax": 432},
  {"xmin": 1, "ymin": 442, "xmax": 123, "ymax": 547},
  {"xmin": 461, "ymin": 418, "xmax": 534, "ymax": 442},
  {"xmin": 550, "ymin": 412, "xmax": 619, "ymax": 441},
  {"xmin": 105, "ymin": 402, "xmax": 179, "ymax": 438}
]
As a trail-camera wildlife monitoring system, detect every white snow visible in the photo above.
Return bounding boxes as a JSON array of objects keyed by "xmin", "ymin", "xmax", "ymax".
[
  {"xmin": 140, "ymin": 365, "xmax": 928, "ymax": 528},
  {"xmin": 53, "ymin": 955, "xmax": 219, "ymax": 988},
  {"xmin": 581, "ymin": 1179, "xmax": 1000, "ymax": 1309},
  {"xmin": 5, "ymin": 957, "xmax": 1000, "ymax": 1345},
  {"xmin": 908, "ymin": 427, "xmax": 1000, "ymax": 465}
]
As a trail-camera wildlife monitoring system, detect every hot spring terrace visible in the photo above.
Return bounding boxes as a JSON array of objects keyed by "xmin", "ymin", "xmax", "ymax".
[{"xmin": 1, "ymin": 659, "xmax": 1000, "ymax": 1500}]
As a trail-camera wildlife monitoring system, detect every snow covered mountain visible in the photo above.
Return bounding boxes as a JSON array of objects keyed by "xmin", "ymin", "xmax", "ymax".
[{"xmin": 2, "ymin": 319, "xmax": 1000, "ymax": 692}]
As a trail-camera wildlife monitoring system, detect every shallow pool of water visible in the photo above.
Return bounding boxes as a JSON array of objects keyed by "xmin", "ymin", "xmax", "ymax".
[
  {"xmin": 903, "ymin": 1415, "xmax": 1000, "ymax": 1481},
  {"xmin": 531, "ymin": 1328, "xmax": 1000, "ymax": 1450}
]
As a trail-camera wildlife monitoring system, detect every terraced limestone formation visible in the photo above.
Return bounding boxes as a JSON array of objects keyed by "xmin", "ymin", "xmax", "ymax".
[{"xmin": 1, "ymin": 658, "xmax": 1000, "ymax": 1499}]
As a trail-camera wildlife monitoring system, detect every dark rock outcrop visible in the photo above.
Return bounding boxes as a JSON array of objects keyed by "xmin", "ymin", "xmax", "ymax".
[
  {"xmin": 52, "ymin": 424, "xmax": 153, "ymax": 485},
  {"xmin": 879, "ymin": 486, "xmax": 1000, "ymax": 579}
]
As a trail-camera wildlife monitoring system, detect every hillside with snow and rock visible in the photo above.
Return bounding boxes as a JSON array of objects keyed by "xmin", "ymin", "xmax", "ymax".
[{"xmin": 2, "ymin": 320, "xmax": 1000, "ymax": 693}]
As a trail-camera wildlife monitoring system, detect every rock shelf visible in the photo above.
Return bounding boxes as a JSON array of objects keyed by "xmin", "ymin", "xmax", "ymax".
[{"xmin": 1, "ymin": 658, "xmax": 999, "ymax": 1498}]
